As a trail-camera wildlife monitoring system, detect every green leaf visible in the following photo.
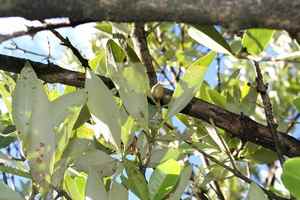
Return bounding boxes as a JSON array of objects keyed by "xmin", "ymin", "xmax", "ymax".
[
  {"xmin": 242, "ymin": 29, "xmax": 275, "ymax": 55},
  {"xmin": 208, "ymin": 89, "xmax": 226, "ymax": 107},
  {"xmin": 74, "ymin": 150, "xmax": 115, "ymax": 175},
  {"xmin": 89, "ymin": 50, "xmax": 107, "ymax": 75},
  {"xmin": 73, "ymin": 104, "xmax": 91, "ymax": 129},
  {"xmin": 12, "ymin": 63, "xmax": 55, "ymax": 186},
  {"xmin": 64, "ymin": 169, "xmax": 86, "ymax": 200},
  {"xmin": 282, "ymin": 157, "xmax": 300, "ymax": 198},
  {"xmin": 0, "ymin": 132, "xmax": 17, "ymax": 149},
  {"xmin": 188, "ymin": 25, "xmax": 232, "ymax": 55},
  {"xmin": 168, "ymin": 165, "xmax": 192, "ymax": 200},
  {"xmin": 85, "ymin": 69, "xmax": 122, "ymax": 149},
  {"xmin": 0, "ymin": 181, "xmax": 24, "ymax": 200},
  {"xmin": 121, "ymin": 116, "xmax": 135, "ymax": 148},
  {"xmin": 241, "ymin": 84, "xmax": 258, "ymax": 116},
  {"xmin": 112, "ymin": 63, "xmax": 149, "ymax": 127},
  {"xmin": 12, "ymin": 63, "xmax": 87, "ymax": 187},
  {"xmin": 51, "ymin": 89, "xmax": 87, "ymax": 130},
  {"xmin": 149, "ymin": 159, "xmax": 181, "ymax": 200},
  {"xmin": 247, "ymin": 183, "xmax": 268, "ymax": 200},
  {"xmin": 124, "ymin": 160, "xmax": 149, "ymax": 200},
  {"xmin": 168, "ymin": 51, "xmax": 216, "ymax": 117},
  {"xmin": 86, "ymin": 170, "xmax": 108, "ymax": 200},
  {"xmin": 95, "ymin": 22, "xmax": 113, "ymax": 34},
  {"xmin": 0, "ymin": 165, "xmax": 31, "ymax": 179},
  {"xmin": 107, "ymin": 39, "xmax": 126, "ymax": 64}
]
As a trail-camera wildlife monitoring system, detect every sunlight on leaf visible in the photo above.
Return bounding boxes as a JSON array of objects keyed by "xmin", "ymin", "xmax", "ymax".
[
  {"xmin": 188, "ymin": 25, "xmax": 232, "ymax": 55},
  {"xmin": 149, "ymin": 159, "xmax": 181, "ymax": 200}
]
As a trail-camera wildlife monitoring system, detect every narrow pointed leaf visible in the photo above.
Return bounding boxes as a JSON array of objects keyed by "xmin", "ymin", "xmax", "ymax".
[
  {"xmin": 168, "ymin": 52, "xmax": 216, "ymax": 117},
  {"xmin": 112, "ymin": 63, "xmax": 149, "ymax": 127},
  {"xmin": 85, "ymin": 70, "xmax": 122, "ymax": 149},
  {"xmin": 188, "ymin": 25, "xmax": 232, "ymax": 55},
  {"xmin": 12, "ymin": 63, "xmax": 55, "ymax": 186},
  {"xmin": 124, "ymin": 161, "xmax": 150, "ymax": 200},
  {"xmin": 51, "ymin": 89, "xmax": 87, "ymax": 128}
]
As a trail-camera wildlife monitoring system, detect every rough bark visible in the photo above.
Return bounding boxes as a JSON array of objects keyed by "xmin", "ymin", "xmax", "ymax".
[
  {"xmin": 1, "ymin": 54, "xmax": 300, "ymax": 157},
  {"xmin": 0, "ymin": 0, "xmax": 300, "ymax": 35}
]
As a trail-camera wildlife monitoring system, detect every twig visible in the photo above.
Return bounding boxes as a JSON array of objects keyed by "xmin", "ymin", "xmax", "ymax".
[
  {"xmin": 254, "ymin": 61, "xmax": 285, "ymax": 166},
  {"xmin": 132, "ymin": 23, "xmax": 157, "ymax": 87},
  {"xmin": 285, "ymin": 113, "xmax": 300, "ymax": 134},
  {"xmin": 50, "ymin": 29, "xmax": 90, "ymax": 69},
  {"xmin": 5, "ymin": 41, "xmax": 52, "ymax": 59},
  {"xmin": 0, "ymin": 19, "xmax": 92, "ymax": 44},
  {"xmin": 217, "ymin": 56, "xmax": 222, "ymax": 92},
  {"xmin": 160, "ymin": 66, "xmax": 175, "ymax": 89}
]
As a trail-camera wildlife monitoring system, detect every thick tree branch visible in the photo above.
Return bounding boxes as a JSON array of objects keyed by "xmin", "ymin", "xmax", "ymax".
[
  {"xmin": 1, "ymin": 53, "xmax": 300, "ymax": 157},
  {"xmin": 1, "ymin": 0, "xmax": 300, "ymax": 36}
]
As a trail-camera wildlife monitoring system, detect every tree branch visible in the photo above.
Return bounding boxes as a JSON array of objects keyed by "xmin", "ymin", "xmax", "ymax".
[
  {"xmin": 0, "ymin": 19, "xmax": 91, "ymax": 44},
  {"xmin": 1, "ymin": 53, "xmax": 300, "ymax": 157},
  {"xmin": 1, "ymin": 0, "xmax": 300, "ymax": 37},
  {"xmin": 254, "ymin": 61, "xmax": 285, "ymax": 165},
  {"xmin": 132, "ymin": 23, "xmax": 157, "ymax": 87},
  {"xmin": 50, "ymin": 29, "xmax": 90, "ymax": 69}
]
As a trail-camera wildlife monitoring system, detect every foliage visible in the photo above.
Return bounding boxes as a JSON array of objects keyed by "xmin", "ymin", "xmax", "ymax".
[{"xmin": 0, "ymin": 21, "xmax": 299, "ymax": 200}]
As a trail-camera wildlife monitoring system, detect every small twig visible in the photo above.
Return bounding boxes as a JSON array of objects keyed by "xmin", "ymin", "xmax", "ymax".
[
  {"xmin": 180, "ymin": 24, "xmax": 185, "ymax": 51},
  {"xmin": 5, "ymin": 41, "xmax": 52, "ymax": 59},
  {"xmin": 285, "ymin": 113, "xmax": 300, "ymax": 134},
  {"xmin": 50, "ymin": 29, "xmax": 90, "ymax": 69},
  {"xmin": 217, "ymin": 56, "xmax": 222, "ymax": 92},
  {"xmin": 132, "ymin": 23, "xmax": 157, "ymax": 87},
  {"xmin": 254, "ymin": 61, "xmax": 285, "ymax": 166},
  {"xmin": 0, "ymin": 19, "xmax": 93, "ymax": 44},
  {"xmin": 160, "ymin": 66, "xmax": 175, "ymax": 89}
]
